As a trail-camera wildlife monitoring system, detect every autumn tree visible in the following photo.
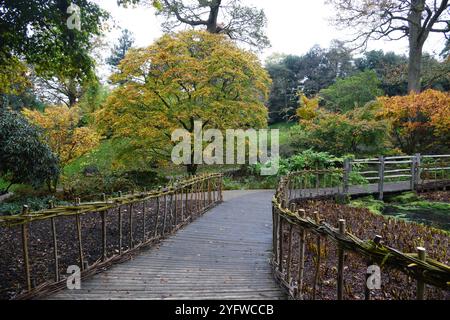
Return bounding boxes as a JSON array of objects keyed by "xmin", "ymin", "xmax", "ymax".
[
  {"xmin": 97, "ymin": 30, "xmax": 271, "ymax": 174},
  {"xmin": 119, "ymin": 0, "xmax": 270, "ymax": 50},
  {"xmin": 23, "ymin": 106, "xmax": 100, "ymax": 166},
  {"xmin": 291, "ymin": 101, "xmax": 391, "ymax": 157},
  {"xmin": 378, "ymin": 89, "xmax": 450, "ymax": 154},
  {"xmin": 327, "ymin": 0, "xmax": 450, "ymax": 92}
]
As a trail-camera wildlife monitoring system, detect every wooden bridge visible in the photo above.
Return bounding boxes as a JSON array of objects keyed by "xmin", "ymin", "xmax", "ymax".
[
  {"xmin": 0, "ymin": 155, "xmax": 448, "ymax": 300},
  {"xmin": 47, "ymin": 191, "xmax": 286, "ymax": 300}
]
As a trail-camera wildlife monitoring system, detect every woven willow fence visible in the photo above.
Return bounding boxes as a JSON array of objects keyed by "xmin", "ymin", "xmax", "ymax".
[
  {"xmin": 272, "ymin": 169, "xmax": 450, "ymax": 300},
  {"xmin": 0, "ymin": 173, "xmax": 223, "ymax": 300}
]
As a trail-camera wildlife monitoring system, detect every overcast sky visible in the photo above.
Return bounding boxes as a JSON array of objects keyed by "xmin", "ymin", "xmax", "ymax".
[{"xmin": 93, "ymin": 0, "xmax": 446, "ymax": 63}]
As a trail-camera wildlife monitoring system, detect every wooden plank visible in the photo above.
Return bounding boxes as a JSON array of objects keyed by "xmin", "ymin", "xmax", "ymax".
[{"xmin": 47, "ymin": 190, "xmax": 285, "ymax": 301}]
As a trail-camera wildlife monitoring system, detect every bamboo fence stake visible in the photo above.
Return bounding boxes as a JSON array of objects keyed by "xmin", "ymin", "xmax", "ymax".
[
  {"xmin": 21, "ymin": 205, "xmax": 32, "ymax": 291},
  {"xmin": 417, "ymin": 247, "xmax": 427, "ymax": 300},
  {"xmin": 154, "ymin": 196, "xmax": 160, "ymax": 238},
  {"xmin": 142, "ymin": 201, "xmax": 147, "ymax": 242},
  {"xmin": 174, "ymin": 189, "xmax": 178, "ymax": 227},
  {"xmin": 337, "ymin": 219, "xmax": 346, "ymax": 300},
  {"xmin": 313, "ymin": 211, "xmax": 321, "ymax": 300},
  {"xmin": 75, "ymin": 214, "xmax": 84, "ymax": 271},
  {"xmin": 118, "ymin": 205, "xmax": 123, "ymax": 255},
  {"xmin": 48, "ymin": 201, "xmax": 60, "ymax": 283},
  {"xmin": 297, "ymin": 209, "xmax": 306, "ymax": 300},
  {"xmin": 278, "ymin": 216, "xmax": 284, "ymax": 273},
  {"xmin": 286, "ymin": 224, "xmax": 293, "ymax": 284},
  {"xmin": 129, "ymin": 203, "xmax": 133, "ymax": 249},
  {"xmin": 272, "ymin": 206, "xmax": 278, "ymax": 266},
  {"xmin": 162, "ymin": 194, "xmax": 168, "ymax": 236},
  {"xmin": 99, "ymin": 209, "xmax": 107, "ymax": 262}
]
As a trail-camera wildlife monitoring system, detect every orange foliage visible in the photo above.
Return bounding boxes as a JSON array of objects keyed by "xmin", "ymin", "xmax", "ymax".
[
  {"xmin": 378, "ymin": 89, "xmax": 450, "ymax": 153},
  {"xmin": 23, "ymin": 106, "xmax": 100, "ymax": 166}
]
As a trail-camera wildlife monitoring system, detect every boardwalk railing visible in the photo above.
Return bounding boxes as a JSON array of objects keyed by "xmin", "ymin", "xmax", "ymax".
[
  {"xmin": 348, "ymin": 154, "xmax": 450, "ymax": 199},
  {"xmin": 0, "ymin": 173, "xmax": 223, "ymax": 300},
  {"xmin": 272, "ymin": 170, "xmax": 450, "ymax": 300}
]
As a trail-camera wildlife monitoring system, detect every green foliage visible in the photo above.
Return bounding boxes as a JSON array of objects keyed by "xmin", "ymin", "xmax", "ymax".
[
  {"xmin": 249, "ymin": 150, "xmax": 343, "ymax": 178},
  {"xmin": 355, "ymin": 50, "xmax": 409, "ymax": 96},
  {"xmin": 290, "ymin": 102, "xmax": 391, "ymax": 157},
  {"xmin": 350, "ymin": 196, "xmax": 385, "ymax": 215},
  {"xmin": 0, "ymin": 194, "xmax": 68, "ymax": 216},
  {"xmin": 62, "ymin": 171, "xmax": 167, "ymax": 200},
  {"xmin": 266, "ymin": 43, "xmax": 356, "ymax": 122},
  {"xmin": 107, "ymin": 29, "xmax": 135, "ymax": 68},
  {"xmin": 63, "ymin": 139, "xmax": 129, "ymax": 178},
  {"xmin": 0, "ymin": 0, "xmax": 109, "ymax": 106},
  {"xmin": 320, "ymin": 70, "xmax": 384, "ymax": 112},
  {"xmin": 77, "ymin": 81, "xmax": 109, "ymax": 123},
  {"xmin": 0, "ymin": 109, "xmax": 60, "ymax": 193}
]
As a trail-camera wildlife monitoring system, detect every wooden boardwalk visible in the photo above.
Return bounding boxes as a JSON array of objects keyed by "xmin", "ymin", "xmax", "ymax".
[{"xmin": 47, "ymin": 190, "xmax": 285, "ymax": 300}]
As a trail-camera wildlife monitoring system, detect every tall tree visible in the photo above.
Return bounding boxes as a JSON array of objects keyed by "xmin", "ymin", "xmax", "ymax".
[
  {"xmin": 119, "ymin": 0, "xmax": 270, "ymax": 50},
  {"xmin": 107, "ymin": 29, "xmax": 135, "ymax": 67},
  {"xmin": 0, "ymin": 0, "xmax": 108, "ymax": 106},
  {"xmin": 97, "ymin": 31, "xmax": 271, "ymax": 174},
  {"xmin": 265, "ymin": 44, "xmax": 356, "ymax": 122},
  {"xmin": 328, "ymin": 0, "xmax": 450, "ymax": 92}
]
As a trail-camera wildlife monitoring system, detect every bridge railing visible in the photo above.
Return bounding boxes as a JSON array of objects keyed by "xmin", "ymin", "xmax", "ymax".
[
  {"xmin": 347, "ymin": 154, "xmax": 450, "ymax": 199},
  {"xmin": 0, "ymin": 173, "xmax": 223, "ymax": 300},
  {"xmin": 272, "ymin": 170, "xmax": 450, "ymax": 300}
]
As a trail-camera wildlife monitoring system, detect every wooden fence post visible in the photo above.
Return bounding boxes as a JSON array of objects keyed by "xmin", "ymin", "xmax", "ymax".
[
  {"xmin": 415, "ymin": 153, "xmax": 422, "ymax": 188},
  {"xmin": 162, "ymin": 194, "xmax": 168, "ymax": 235},
  {"xmin": 411, "ymin": 156, "xmax": 417, "ymax": 191},
  {"xmin": 343, "ymin": 158, "xmax": 351, "ymax": 196},
  {"xmin": 21, "ymin": 205, "xmax": 32, "ymax": 291},
  {"xmin": 101, "ymin": 210, "xmax": 107, "ymax": 262},
  {"xmin": 142, "ymin": 200, "xmax": 147, "ymax": 242},
  {"xmin": 417, "ymin": 247, "xmax": 427, "ymax": 300},
  {"xmin": 272, "ymin": 206, "xmax": 278, "ymax": 266},
  {"xmin": 297, "ymin": 209, "xmax": 306, "ymax": 300},
  {"xmin": 337, "ymin": 219, "xmax": 346, "ymax": 300},
  {"xmin": 48, "ymin": 201, "xmax": 60, "ymax": 283},
  {"xmin": 154, "ymin": 196, "xmax": 160, "ymax": 238},
  {"xmin": 312, "ymin": 211, "xmax": 321, "ymax": 300},
  {"xmin": 118, "ymin": 205, "xmax": 123, "ymax": 255},
  {"xmin": 286, "ymin": 223, "xmax": 294, "ymax": 284},
  {"xmin": 129, "ymin": 203, "xmax": 134, "ymax": 250},
  {"xmin": 278, "ymin": 216, "xmax": 284, "ymax": 273},
  {"xmin": 378, "ymin": 156, "xmax": 385, "ymax": 201}
]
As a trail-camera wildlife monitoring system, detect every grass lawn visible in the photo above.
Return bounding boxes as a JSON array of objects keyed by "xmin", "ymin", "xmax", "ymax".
[{"xmin": 269, "ymin": 122, "xmax": 295, "ymax": 145}]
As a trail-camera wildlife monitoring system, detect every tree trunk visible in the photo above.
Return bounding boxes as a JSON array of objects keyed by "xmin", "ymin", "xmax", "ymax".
[
  {"xmin": 407, "ymin": 0, "xmax": 426, "ymax": 93},
  {"xmin": 206, "ymin": 0, "xmax": 221, "ymax": 33},
  {"xmin": 187, "ymin": 164, "xmax": 198, "ymax": 176},
  {"xmin": 408, "ymin": 36, "xmax": 424, "ymax": 93}
]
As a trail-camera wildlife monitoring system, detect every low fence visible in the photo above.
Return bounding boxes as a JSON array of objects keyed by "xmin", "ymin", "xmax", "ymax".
[
  {"xmin": 349, "ymin": 155, "xmax": 450, "ymax": 199},
  {"xmin": 272, "ymin": 170, "xmax": 450, "ymax": 300},
  {"xmin": 0, "ymin": 173, "xmax": 223, "ymax": 300}
]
